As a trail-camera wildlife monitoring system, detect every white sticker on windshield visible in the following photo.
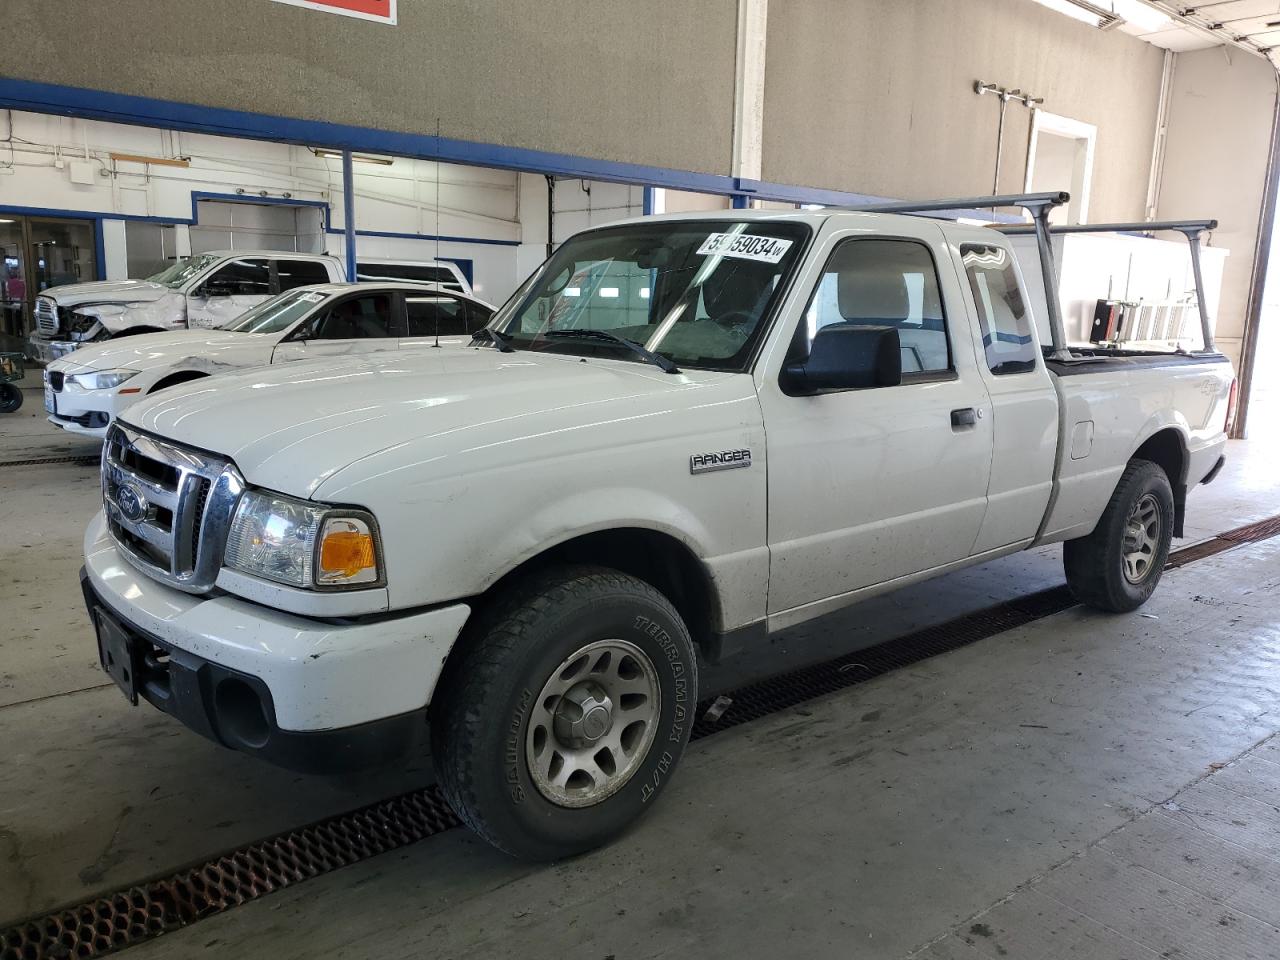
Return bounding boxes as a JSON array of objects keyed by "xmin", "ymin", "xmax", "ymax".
[
  {"xmin": 300, "ymin": 292, "xmax": 326, "ymax": 303},
  {"xmin": 697, "ymin": 233, "xmax": 793, "ymax": 263}
]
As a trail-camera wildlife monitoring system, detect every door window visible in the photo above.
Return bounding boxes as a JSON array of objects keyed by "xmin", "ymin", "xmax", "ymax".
[
  {"xmin": 801, "ymin": 239, "xmax": 951, "ymax": 377},
  {"xmin": 960, "ymin": 244, "xmax": 1037, "ymax": 375},
  {"xmin": 405, "ymin": 294, "xmax": 489, "ymax": 337},
  {"xmin": 274, "ymin": 259, "xmax": 332, "ymax": 292},
  {"xmin": 203, "ymin": 259, "xmax": 271, "ymax": 297},
  {"xmin": 302, "ymin": 293, "xmax": 396, "ymax": 340}
]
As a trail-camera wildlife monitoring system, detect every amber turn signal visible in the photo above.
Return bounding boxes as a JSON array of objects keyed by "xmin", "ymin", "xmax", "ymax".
[{"xmin": 317, "ymin": 517, "xmax": 379, "ymax": 585}]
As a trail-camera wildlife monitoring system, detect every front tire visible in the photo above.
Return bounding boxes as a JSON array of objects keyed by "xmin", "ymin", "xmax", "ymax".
[
  {"xmin": 431, "ymin": 565, "xmax": 698, "ymax": 860},
  {"xmin": 1063, "ymin": 459, "xmax": 1174, "ymax": 613}
]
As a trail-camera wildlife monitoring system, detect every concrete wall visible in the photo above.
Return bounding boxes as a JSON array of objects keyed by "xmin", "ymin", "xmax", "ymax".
[
  {"xmin": 1157, "ymin": 48, "xmax": 1277, "ymax": 372},
  {"xmin": 4, "ymin": 0, "xmax": 738, "ymax": 176},
  {"xmin": 761, "ymin": 0, "xmax": 1166, "ymax": 221}
]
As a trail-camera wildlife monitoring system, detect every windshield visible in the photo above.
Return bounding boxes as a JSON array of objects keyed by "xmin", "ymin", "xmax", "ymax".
[
  {"xmin": 490, "ymin": 220, "xmax": 810, "ymax": 371},
  {"xmin": 222, "ymin": 289, "xmax": 331, "ymax": 334},
  {"xmin": 146, "ymin": 253, "xmax": 223, "ymax": 289}
]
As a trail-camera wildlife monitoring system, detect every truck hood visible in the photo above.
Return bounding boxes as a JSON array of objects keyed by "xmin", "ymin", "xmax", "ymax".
[
  {"xmin": 40, "ymin": 279, "xmax": 173, "ymax": 307},
  {"xmin": 48, "ymin": 330, "xmax": 275, "ymax": 374},
  {"xmin": 122, "ymin": 348, "xmax": 739, "ymax": 498}
]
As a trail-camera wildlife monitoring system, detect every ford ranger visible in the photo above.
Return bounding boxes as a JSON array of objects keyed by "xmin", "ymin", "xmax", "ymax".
[{"xmin": 79, "ymin": 193, "xmax": 1236, "ymax": 860}]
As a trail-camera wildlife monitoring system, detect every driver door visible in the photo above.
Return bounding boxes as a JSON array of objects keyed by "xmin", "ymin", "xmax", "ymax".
[
  {"xmin": 271, "ymin": 291, "xmax": 402, "ymax": 363},
  {"xmin": 186, "ymin": 258, "xmax": 272, "ymax": 329}
]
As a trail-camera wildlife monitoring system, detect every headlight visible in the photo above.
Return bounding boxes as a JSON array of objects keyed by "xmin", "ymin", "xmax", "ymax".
[
  {"xmin": 66, "ymin": 368, "xmax": 139, "ymax": 390},
  {"xmin": 223, "ymin": 489, "xmax": 383, "ymax": 590}
]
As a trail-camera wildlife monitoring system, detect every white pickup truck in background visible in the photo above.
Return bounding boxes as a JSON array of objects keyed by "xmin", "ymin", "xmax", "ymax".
[
  {"xmin": 29, "ymin": 252, "xmax": 472, "ymax": 359},
  {"xmin": 41, "ymin": 282, "xmax": 494, "ymax": 437},
  {"xmin": 80, "ymin": 193, "xmax": 1235, "ymax": 860}
]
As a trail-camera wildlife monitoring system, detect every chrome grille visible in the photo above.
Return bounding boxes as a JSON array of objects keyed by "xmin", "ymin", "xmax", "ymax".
[
  {"xmin": 34, "ymin": 297, "xmax": 60, "ymax": 337},
  {"xmin": 102, "ymin": 424, "xmax": 244, "ymax": 593}
]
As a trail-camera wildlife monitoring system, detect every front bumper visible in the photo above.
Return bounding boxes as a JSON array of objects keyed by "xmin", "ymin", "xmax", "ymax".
[
  {"xmin": 43, "ymin": 368, "xmax": 121, "ymax": 438},
  {"xmin": 28, "ymin": 337, "xmax": 81, "ymax": 364},
  {"xmin": 83, "ymin": 511, "xmax": 472, "ymax": 772}
]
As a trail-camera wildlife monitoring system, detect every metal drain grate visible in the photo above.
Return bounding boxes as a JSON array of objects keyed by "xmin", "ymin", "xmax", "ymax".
[
  {"xmin": 0, "ymin": 789, "xmax": 460, "ymax": 960},
  {"xmin": 3, "ymin": 512, "xmax": 1279, "ymax": 959},
  {"xmin": 0, "ymin": 455, "xmax": 100, "ymax": 469}
]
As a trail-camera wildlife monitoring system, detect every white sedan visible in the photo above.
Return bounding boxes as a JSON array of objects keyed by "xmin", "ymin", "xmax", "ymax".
[{"xmin": 43, "ymin": 282, "xmax": 494, "ymax": 438}]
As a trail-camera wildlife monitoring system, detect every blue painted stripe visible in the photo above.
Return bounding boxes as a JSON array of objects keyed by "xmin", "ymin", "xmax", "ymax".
[
  {"xmin": 333, "ymin": 226, "xmax": 520, "ymax": 247},
  {"xmin": 0, "ymin": 202, "xmax": 177, "ymax": 225},
  {"xmin": 0, "ymin": 77, "xmax": 1025, "ymax": 221},
  {"xmin": 92, "ymin": 219, "xmax": 106, "ymax": 280},
  {"xmin": 0, "ymin": 78, "xmax": 739, "ymax": 194}
]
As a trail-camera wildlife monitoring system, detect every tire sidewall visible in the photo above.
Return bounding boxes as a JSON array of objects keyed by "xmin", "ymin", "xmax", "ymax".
[
  {"xmin": 464, "ymin": 578, "xmax": 696, "ymax": 858},
  {"xmin": 1104, "ymin": 464, "xmax": 1174, "ymax": 608},
  {"xmin": 0, "ymin": 383, "xmax": 22, "ymax": 412}
]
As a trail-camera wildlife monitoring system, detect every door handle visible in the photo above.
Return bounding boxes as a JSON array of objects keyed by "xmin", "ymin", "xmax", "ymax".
[{"xmin": 951, "ymin": 407, "xmax": 977, "ymax": 428}]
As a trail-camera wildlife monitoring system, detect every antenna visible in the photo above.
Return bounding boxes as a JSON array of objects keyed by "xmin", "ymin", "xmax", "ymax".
[{"xmin": 433, "ymin": 117, "xmax": 441, "ymax": 348}]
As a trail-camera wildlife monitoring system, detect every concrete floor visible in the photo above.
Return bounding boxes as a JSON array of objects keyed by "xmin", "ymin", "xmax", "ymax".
[{"xmin": 3, "ymin": 368, "xmax": 1280, "ymax": 959}]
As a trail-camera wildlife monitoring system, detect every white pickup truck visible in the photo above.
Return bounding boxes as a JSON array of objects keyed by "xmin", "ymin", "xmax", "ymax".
[
  {"xmin": 41, "ymin": 282, "xmax": 494, "ymax": 437},
  {"xmin": 30, "ymin": 251, "xmax": 472, "ymax": 359},
  {"xmin": 80, "ymin": 194, "xmax": 1236, "ymax": 860}
]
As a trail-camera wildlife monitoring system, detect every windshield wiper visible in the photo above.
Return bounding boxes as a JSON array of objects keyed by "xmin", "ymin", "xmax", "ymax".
[
  {"xmin": 470, "ymin": 327, "xmax": 515, "ymax": 353},
  {"xmin": 543, "ymin": 329, "xmax": 680, "ymax": 374}
]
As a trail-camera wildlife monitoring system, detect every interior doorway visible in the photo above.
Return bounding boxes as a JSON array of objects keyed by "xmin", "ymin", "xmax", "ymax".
[
  {"xmin": 1025, "ymin": 110, "xmax": 1096, "ymax": 225},
  {"xmin": 0, "ymin": 215, "xmax": 99, "ymax": 339}
]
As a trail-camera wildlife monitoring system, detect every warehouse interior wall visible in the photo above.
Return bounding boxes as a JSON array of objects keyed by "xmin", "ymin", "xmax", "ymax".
[
  {"xmin": 3, "ymin": 0, "xmax": 737, "ymax": 179},
  {"xmin": 761, "ymin": 0, "xmax": 1165, "ymax": 221},
  {"xmin": 1156, "ymin": 47, "xmax": 1278, "ymax": 376},
  {"xmin": 0, "ymin": 110, "xmax": 533, "ymax": 301}
]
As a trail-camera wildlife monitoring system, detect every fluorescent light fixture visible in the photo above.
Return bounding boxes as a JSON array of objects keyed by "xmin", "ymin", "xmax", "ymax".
[
  {"xmin": 639, "ymin": 287, "xmax": 650, "ymax": 299},
  {"xmin": 1028, "ymin": 0, "xmax": 1168, "ymax": 30},
  {"xmin": 1112, "ymin": 0, "xmax": 1170, "ymax": 32},
  {"xmin": 599, "ymin": 287, "xmax": 620, "ymax": 298},
  {"xmin": 565, "ymin": 287, "xmax": 581, "ymax": 297},
  {"xmin": 0, "ymin": 219, "xmax": 14, "ymax": 224},
  {"xmin": 1030, "ymin": 0, "xmax": 1107, "ymax": 26},
  {"xmin": 310, "ymin": 148, "xmax": 394, "ymax": 166},
  {"xmin": 800, "ymin": 203, "xmax": 826, "ymax": 210}
]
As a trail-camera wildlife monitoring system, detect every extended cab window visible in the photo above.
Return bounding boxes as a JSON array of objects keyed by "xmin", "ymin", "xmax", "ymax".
[
  {"xmin": 203, "ymin": 258, "xmax": 271, "ymax": 297},
  {"xmin": 274, "ymin": 259, "xmax": 331, "ymax": 292},
  {"xmin": 299, "ymin": 293, "xmax": 395, "ymax": 340},
  {"xmin": 960, "ymin": 243, "xmax": 1037, "ymax": 375},
  {"xmin": 803, "ymin": 238, "xmax": 950, "ymax": 376},
  {"xmin": 406, "ymin": 294, "xmax": 488, "ymax": 337}
]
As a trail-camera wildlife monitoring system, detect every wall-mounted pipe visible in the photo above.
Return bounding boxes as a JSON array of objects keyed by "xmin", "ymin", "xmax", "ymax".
[{"xmin": 975, "ymin": 81, "xmax": 1044, "ymax": 196}]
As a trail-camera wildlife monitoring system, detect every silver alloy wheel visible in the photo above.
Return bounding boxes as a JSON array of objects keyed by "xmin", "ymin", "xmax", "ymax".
[
  {"xmin": 1122, "ymin": 492, "xmax": 1162, "ymax": 584},
  {"xmin": 526, "ymin": 638, "xmax": 661, "ymax": 808}
]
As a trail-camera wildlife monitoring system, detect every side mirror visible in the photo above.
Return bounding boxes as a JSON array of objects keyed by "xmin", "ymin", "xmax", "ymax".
[{"xmin": 783, "ymin": 325, "xmax": 902, "ymax": 395}]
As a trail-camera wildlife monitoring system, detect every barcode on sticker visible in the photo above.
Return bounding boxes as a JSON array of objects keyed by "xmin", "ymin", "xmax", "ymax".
[{"xmin": 697, "ymin": 233, "xmax": 794, "ymax": 263}]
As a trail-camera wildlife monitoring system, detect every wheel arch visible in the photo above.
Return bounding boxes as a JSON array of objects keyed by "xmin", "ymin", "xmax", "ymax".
[
  {"xmin": 465, "ymin": 526, "xmax": 722, "ymax": 665},
  {"xmin": 1129, "ymin": 426, "xmax": 1189, "ymax": 536}
]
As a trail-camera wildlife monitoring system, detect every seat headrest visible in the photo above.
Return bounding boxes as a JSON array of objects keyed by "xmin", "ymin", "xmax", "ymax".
[
  {"xmin": 837, "ymin": 264, "xmax": 909, "ymax": 322},
  {"xmin": 702, "ymin": 260, "xmax": 776, "ymax": 321}
]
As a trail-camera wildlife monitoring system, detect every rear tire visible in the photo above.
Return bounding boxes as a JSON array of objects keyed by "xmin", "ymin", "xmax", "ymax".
[
  {"xmin": 1063, "ymin": 459, "xmax": 1174, "ymax": 613},
  {"xmin": 0, "ymin": 382, "xmax": 23, "ymax": 412},
  {"xmin": 431, "ymin": 565, "xmax": 698, "ymax": 860}
]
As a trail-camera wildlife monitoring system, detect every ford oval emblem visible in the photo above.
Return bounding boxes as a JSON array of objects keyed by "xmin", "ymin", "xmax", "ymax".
[{"xmin": 116, "ymin": 484, "xmax": 148, "ymax": 523}]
